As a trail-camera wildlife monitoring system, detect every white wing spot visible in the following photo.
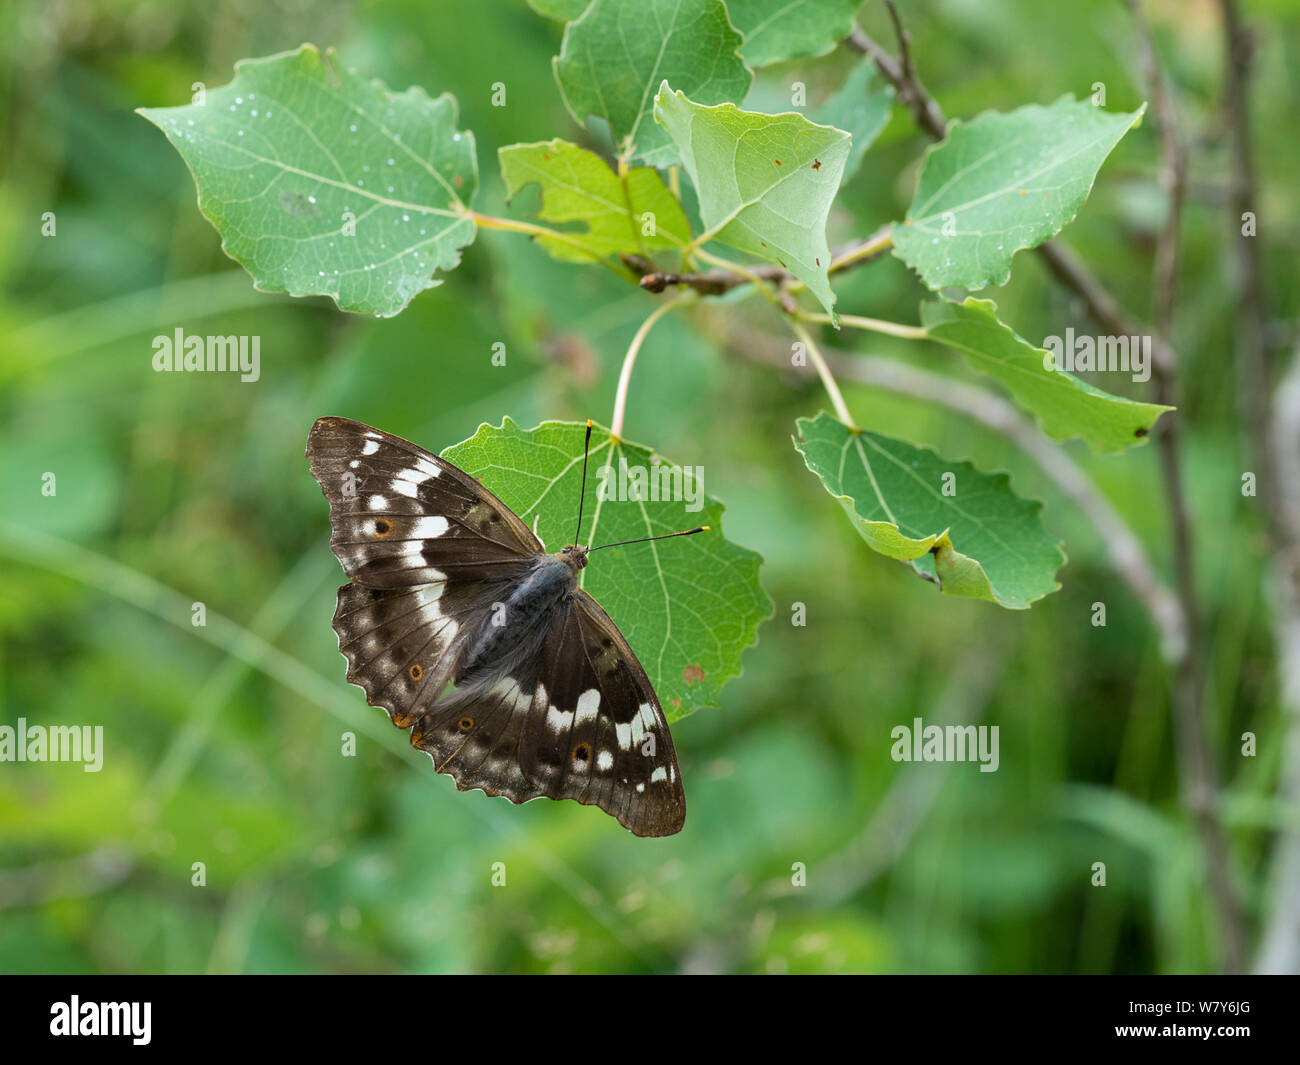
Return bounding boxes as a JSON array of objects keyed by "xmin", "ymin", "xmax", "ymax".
[
  {"xmin": 650, "ymin": 766, "xmax": 668, "ymax": 784},
  {"xmin": 409, "ymin": 516, "xmax": 449, "ymax": 538},
  {"xmin": 575, "ymin": 689, "xmax": 601, "ymax": 726},
  {"xmin": 368, "ymin": 495, "xmax": 388, "ymax": 510},
  {"xmin": 597, "ymin": 750, "xmax": 614, "ymax": 772},
  {"xmin": 362, "ymin": 440, "xmax": 380, "ymax": 455}
]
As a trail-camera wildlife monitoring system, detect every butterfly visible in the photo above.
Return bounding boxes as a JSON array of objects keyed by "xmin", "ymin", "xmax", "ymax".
[{"xmin": 306, "ymin": 417, "xmax": 707, "ymax": 837}]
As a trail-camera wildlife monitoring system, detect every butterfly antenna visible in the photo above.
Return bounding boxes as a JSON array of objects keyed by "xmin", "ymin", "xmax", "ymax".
[
  {"xmin": 574, "ymin": 419, "xmax": 593, "ymax": 545},
  {"xmin": 589, "ymin": 526, "xmax": 710, "ymax": 552}
]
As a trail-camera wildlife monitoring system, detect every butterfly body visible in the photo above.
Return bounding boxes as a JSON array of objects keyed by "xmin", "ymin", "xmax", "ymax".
[
  {"xmin": 307, "ymin": 417, "xmax": 687, "ymax": 837},
  {"xmin": 460, "ymin": 548, "xmax": 585, "ymax": 682}
]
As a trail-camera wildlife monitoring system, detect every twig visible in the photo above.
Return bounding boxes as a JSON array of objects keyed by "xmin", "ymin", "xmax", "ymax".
[
  {"xmin": 1128, "ymin": 0, "xmax": 1245, "ymax": 973},
  {"xmin": 626, "ymin": 227, "xmax": 894, "ymax": 297},
  {"xmin": 848, "ymin": 14, "xmax": 946, "ymax": 139},
  {"xmin": 1219, "ymin": 0, "xmax": 1300, "ymax": 973}
]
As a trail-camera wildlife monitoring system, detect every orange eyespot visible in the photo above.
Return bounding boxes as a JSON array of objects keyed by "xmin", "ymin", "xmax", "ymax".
[
  {"xmin": 458, "ymin": 717, "xmax": 474, "ymax": 732},
  {"xmin": 373, "ymin": 519, "xmax": 392, "ymax": 537},
  {"xmin": 409, "ymin": 663, "xmax": 423, "ymax": 681},
  {"xmin": 572, "ymin": 742, "xmax": 591, "ymax": 763}
]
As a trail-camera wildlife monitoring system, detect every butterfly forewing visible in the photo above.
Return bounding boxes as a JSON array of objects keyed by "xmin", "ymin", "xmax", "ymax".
[
  {"xmin": 307, "ymin": 416, "xmax": 687, "ymax": 837},
  {"xmin": 307, "ymin": 416, "xmax": 541, "ymax": 588}
]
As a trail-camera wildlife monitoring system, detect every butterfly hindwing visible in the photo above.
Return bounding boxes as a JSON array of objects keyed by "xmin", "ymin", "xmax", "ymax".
[
  {"xmin": 520, "ymin": 591, "xmax": 685, "ymax": 837},
  {"xmin": 408, "ymin": 591, "xmax": 685, "ymax": 837},
  {"xmin": 332, "ymin": 581, "xmax": 496, "ymax": 729}
]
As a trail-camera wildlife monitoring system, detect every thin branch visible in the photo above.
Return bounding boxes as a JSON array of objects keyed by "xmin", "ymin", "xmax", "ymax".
[
  {"xmin": 1128, "ymin": 0, "xmax": 1246, "ymax": 974},
  {"xmin": 1219, "ymin": 0, "xmax": 1277, "ymax": 538},
  {"xmin": 849, "ymin": 17, "xmax": 946, "ymax": 139},
  {"xmin": 627, "ymin": 227, "xmax": 894, "ymax": 297},
  {"xmin": 1219, "ymin": 0, "xmax": 1300, "ymax": 974}
]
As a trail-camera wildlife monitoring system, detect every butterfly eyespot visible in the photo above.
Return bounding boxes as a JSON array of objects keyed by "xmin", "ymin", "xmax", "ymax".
[
  {"xmin": 372, "ymin": 519, "xmax": 392, "ymax": 537},
  {"xmin": 572, "ymin": 742, "xmax": 591, "ymax": 763},
  {"xmin": 458, "ymin": 717, "xmax": 474, "ymax": 732},
  {"xmin": 408, "ymin": 664, "xmax": 422, "ymax": 681}
]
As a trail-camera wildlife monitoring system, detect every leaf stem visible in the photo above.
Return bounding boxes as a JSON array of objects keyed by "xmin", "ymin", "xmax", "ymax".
[
  {"xmin": 830, "ymin": 228, "xmax": 895, "ymax": 274},
  {"xmin": 790, "ymin": 319, "xmax": 858, "ymax": 430},
  {"xmin": 799, "ymin": 310, "xmax": 926, "ymax": 340},
  {"xmin": 610, "ymin": 294, "xmax": 693, "ymax": 439},
  {"xmin": 467, "ymin": 210, "xmax": 626, "ymax": 277}
]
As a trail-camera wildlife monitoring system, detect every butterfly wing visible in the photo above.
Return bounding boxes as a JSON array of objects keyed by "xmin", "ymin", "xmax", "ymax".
[
  {"xmin": 307, "ymin": 417, "xmax": 540, "ymax": 726},
  {"xmin": 410, "ymin": 588, "xmax": 686, "ymax": 837},
  {"xmin": 306, "ymin": 416, "xmax": 541, "ymax": 587}
]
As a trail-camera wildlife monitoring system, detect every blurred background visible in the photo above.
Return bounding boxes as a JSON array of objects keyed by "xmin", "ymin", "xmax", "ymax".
[{"xmin": 1, "ymin": 0, "xmax": 1297, "ymax": 974}]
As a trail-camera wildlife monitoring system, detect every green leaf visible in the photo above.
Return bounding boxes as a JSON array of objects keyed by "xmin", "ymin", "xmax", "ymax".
[
  {"xmin": 813, "ymin": 59, "xmax": 894, "ymax": 183},
  {"xmin": 553, "ymin": 0, "xmax": 752, "ymax": 166},
  {"xmin": 726, "ymin": 0, "xmax": 861, "ymax": 67},
  {"xmin": 654, "ymin": 84, "xmax": 849, "ymax": 317},
  {"xmin": 443, "ymin": 419, "xmax": 772, "ymax": 720},
  {"xmin": 498, "ymin": 139, "xmax": 691, "ymax": 263},
  {"xmin": 137, "ymin": 44, "xmax": 477, "ymax": 318},
  {"xmin": 794, "ymin": 412, "xmax": 1064, "ymax": 609},
  {"xmin": 922, "ymin": 297, "xmax": 1172, "ymax": 452},
  {"xmin": 891, "ymin": 96, "xmax": 1146, "ymax": 291}
]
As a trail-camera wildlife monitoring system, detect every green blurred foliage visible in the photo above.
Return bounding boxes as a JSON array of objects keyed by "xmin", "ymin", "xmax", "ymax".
[{"xmin": 0, "ymin": 0, "xmax": 1296, "ymax": 974}]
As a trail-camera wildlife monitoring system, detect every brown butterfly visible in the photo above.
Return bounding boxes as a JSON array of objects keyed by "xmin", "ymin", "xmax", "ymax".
[{"xmin": 306, "ymin": 417, "xmax": 706, "ymax": 837}]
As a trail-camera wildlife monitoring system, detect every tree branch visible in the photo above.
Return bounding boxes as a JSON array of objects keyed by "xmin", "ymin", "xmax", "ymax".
[
  {"xmin": 624, "ymin": 227, "xmax": 894, "ymax": 297},
  {"xmin": 1128, "ymin": 0, "xmax": 1246, "ymax": 974},
  {"xmin": 849, "ymin": 0, "xmax": 1247, "ymax": 971},
  {"xmin": 1216, "ymin": 0, "xmax": 1300, "ymax": 975}
]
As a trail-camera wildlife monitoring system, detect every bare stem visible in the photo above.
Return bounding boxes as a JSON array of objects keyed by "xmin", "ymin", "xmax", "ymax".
[
  {"xmin": 610, "ymin": 295, "xmax": 691, "ymax": 439},
  {"xmin": 800, "ymin": 310, "xmax": 926, "ymax": 340},
  {"xmin": 467, "ymin": 210, "xmax": 626, "ymax": 277},
  {"xmin": 790, "ymin": 319, "xmax": 857, "ymax": 429}
]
